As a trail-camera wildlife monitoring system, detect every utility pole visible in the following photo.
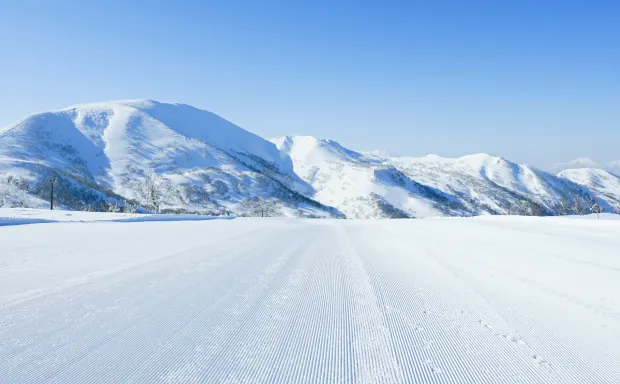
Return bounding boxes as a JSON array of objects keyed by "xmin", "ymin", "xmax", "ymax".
[{"xmin": 49, "ymin": 178, "xmax": 58, "ymax": 210}]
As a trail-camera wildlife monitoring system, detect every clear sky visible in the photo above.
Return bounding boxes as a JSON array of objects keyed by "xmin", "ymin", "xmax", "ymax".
[{"xmin": 1, "ymin": 0, "xmax": 618, "ymax": 168}]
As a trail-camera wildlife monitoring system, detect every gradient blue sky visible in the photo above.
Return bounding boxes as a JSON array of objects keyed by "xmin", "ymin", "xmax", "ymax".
[{"xmin": 1, "ymin": 0, "xmax": 618, "ymax": 168}]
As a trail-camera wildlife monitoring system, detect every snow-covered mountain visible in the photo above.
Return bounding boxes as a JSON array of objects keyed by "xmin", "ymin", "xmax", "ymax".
[
  {"xmin": 553, "ymin": 157, "xmax": 620, "ymax": 177},
  {"xmin": 553, "ymin": 157, "xmax": 600, "ymax": 172},
  {"xmin": 557, "ymin": 168, "xmax": 620, "ymax": 212},
  {"xmin": 272, "ymin": 136, "xmax": 611, "ymax": 218},
  {"xmin": 605, "ymin": 160, "xmax": 620, "ymax": 176},
  {"xmin": 0, "ymin": 100, "xmax": 615, "ymax": 218},
  {"xmin": 0, "ymin": 100, "xmax": 340, "ymax": 217},
  {"xmin": 385, "ymin": 153, "xmax": 609, "ymax": 215},
  {"xmin": 271, "ymin": 136, "xmax": 444, "ymax": 218}
]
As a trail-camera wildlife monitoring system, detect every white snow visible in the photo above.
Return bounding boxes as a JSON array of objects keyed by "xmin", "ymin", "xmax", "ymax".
[
  {"xmin": 2, "ymin": 100, "xmax": 616, "ymax": 218},
  {"xmin": 65, "ymin": 99, "xmax": 292, "ymax": 174},
  {"xmin": 271, "ymin": 136, "xmax": 613, "ymax": 218},
  {"xmin": 558, "ymin": 168, "xmax": 620, "ymax": 211},
  {"xmin": 0, "ymin": 100, "xmax": 325, "ymax": 216},
  {"xmin": 553, "ymin": 157, "xmax": 600, "ymax": 172},
  {"xmin": 606, "ymin": 160, "xmax": 620, "ymax": 175},
  {"xmin": 563, "ymin": 212, "xmax": 620, "ymax": 220},
  {"xmin": 0, "ymin": 208, "xmax": 230, "ymax": 226},
  {"xmin": 1, "ymin": 216, "xmax": 619, "ymax": 383},
  {"xmin": 552, "ymin": 158, "xmax": 620, "ymax": 178},
  {"xmin": 271, "ymin": 136, "xmax": 442, "ymax": 218},
  {"xmin": 388, "ymin": 153, "xmax": 560, "ymax": 210}
]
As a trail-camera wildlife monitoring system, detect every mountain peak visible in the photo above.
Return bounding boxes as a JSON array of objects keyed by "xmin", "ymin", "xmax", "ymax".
[
  {"xmin": 60, "ymin": 99, "xmax": 157, "ymax": 112},
  {"xmin": 2, "ymin": 100, "xmax": 620, "ymax": 217},
  {"xmin": 553, "ymin": 157, "xmax": 600, "ymax": 172},
  {"xmin": 0, "ymin": 100, "xmax": 336, "ymax": 216},
  {"xmin": 457, "ymin": 153, "xmax": 509, "ymax": 167},
  {"xmin": 270, "ymin": 135, "xmax": 364, "ymax": 165},
  {"xmin": 558, "ymin": 167, "xmax": 616, "ymax": 180}
]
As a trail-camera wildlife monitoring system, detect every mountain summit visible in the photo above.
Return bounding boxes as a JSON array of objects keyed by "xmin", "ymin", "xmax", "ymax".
[{"xmin": 0, "ymin": 100, "xmax": 337, "ymax": 216}]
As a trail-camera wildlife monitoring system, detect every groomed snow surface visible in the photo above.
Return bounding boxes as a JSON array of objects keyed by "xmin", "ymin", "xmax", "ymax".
[
  {"xmin": 1, "ymin": 214, "xmax": 620, "ymax": 383},
  {"xmin": 0, "ymin": 208, "xmax": 231, "ymax": 227}
]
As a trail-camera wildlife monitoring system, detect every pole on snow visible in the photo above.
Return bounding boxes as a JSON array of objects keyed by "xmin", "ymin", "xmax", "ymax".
[
  {"xmin": 49, "ymin": 178, "xmax": 58, "ymax": 210},
  {"xmin": 593, "ymin": 183, "xmax": 600, "ymax": 219}
]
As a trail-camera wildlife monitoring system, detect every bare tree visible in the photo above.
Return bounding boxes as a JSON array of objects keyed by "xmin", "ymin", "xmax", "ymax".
[
  {"xmin": 203, "ymin": 182, "xmax": 217, "ymax": 212},
  {"xmin": 105, "ymin": 200, "xmax": 121, "ymax": 213},
  {"xmin": 239, "ymin": 197, "xmax": 281, "ymax": 217},
  {"xmin": 0, "ymin": 181, "xmax": 6, "ymax": 208},
  {"xmin": 553, "ymin": 194, "xmax": 597, "ymax": 216},
  {"xmin": 139, "ymin": 169, "xmax": 165, "ymax": 213},
  {"xmin": 123, "ymin": 200, "xmax": 139, "ymax": 213}
]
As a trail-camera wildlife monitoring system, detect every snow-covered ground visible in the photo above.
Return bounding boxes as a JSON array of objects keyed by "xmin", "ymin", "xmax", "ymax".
[
  {"xmin": 0, "ymin": 208, "xmax": 231, "ymax": 226},
  {"xmin": 1, "ymin": 216, "xmax": 619, "ymax": 383}
]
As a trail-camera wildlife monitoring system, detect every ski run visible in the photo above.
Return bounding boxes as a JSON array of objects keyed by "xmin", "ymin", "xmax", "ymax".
[{"xmin": 1, "ymin": 214, "xmax": 620, "ymax": 383}]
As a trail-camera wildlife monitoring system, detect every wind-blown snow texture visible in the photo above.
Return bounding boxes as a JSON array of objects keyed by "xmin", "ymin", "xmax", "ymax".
[
  {"xmin": 0, "ymin": 216, "xmax": 619, "ymax": 383},
  {"xmin": 1, "ymin": 99, "xmax": 618, "ymax": 218}
]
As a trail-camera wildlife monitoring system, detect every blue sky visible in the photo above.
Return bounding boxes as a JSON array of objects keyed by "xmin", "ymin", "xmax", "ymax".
[{"xmin": 1, "ymin": 0, "xmax": 618, "ymax": 168}]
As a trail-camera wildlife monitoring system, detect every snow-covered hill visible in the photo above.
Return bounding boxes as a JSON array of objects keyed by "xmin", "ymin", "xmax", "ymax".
[
  {"xmin": 0, "ymin": 100, "xmax": 340, "ymax": 217},
  {"xmin": 607, "ymin": 160, "xmax": 620, "ymax": 176},
  {"xmin": 0, "ymin": 100, "xmax": 613, "ymax": 218},
  {"xmin": 271, "ymin": 136, "xmax": 454, "ymax": 218},
  {"xmin": 558, "ymin": 168, "xmax": 620, "ymax": 212},
  {"xmin": 385, "ymin": 153, "xmax": 606, "ymax": 216},
  {"xmin": 553, "ymin": 157, "xmax": 620, "ymax": 177},
  {"xmin": 552, "ymin": 157, "xmax": 600, "ymax": 172},
  {"xmin": 271, "ymin": 136, "xmax": 609, "ymax": 218}
]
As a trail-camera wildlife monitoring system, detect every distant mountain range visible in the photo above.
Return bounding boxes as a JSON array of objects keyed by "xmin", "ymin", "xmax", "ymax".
[
  {"xmin": 553, "ymin": 157, "xmax": 620, "ymax": 175},
  {"xmin": 1, "ymin": 100, "xmax": 618, "ymax": 218}
]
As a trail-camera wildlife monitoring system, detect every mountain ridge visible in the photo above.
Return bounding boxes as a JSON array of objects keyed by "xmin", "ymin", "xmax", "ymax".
[
  {"xmin": 1, "ymin": 100, "xmax": 617, "ymax": 218},
  {"xmin": 0, "ymin": 100, "xmax": 338, "ymax": 217},
  {"xmin": 271, "ymin": 135, "xmax": 618, "ymax": 218}
]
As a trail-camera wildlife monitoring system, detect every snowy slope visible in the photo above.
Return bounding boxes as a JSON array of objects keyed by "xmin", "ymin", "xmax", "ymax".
[
  {"xmin": 0, "ymin": 100, "xmax": 612, "ymax": 218},
  {"xmin": 1, "ymin": 216, "xmax": 619, "ymax": 383},
  {"xmin": 552, "ymin": 157, "xmax": 620, "ymax": 177},
  {"xmin": 271, "ymin": 136, "xmax": 606, "ymax": 218},
  {"xmin": 558, "ymin": 168, "xmax": 620, "ymax": 212},
  {"xmin": 387, "ymin": 153, "xmax": 602, "ymax": 215},
  {"xmin": 605, "ymin": 160, "xmax": 620, "ymax": 176},
  {"xmin": 552, "ymin": 157, "xmax": 600, "ymax": 172},
  {"xmin": 271, "ymin": 136, "xmax": 448, "ymax": 218},
  {"xmin": 0, "ymin": 100, "xmax": 338, "ymax": 217}
]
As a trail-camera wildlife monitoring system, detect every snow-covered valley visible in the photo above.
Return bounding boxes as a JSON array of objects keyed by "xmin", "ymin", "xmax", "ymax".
[{"xmin": 1, "ymin": 214, "xmax": 619, "ymax": 383}]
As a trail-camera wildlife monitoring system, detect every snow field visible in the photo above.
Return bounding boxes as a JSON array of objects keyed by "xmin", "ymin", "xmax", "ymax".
[
  {"xmin": 0, "ymin": 208, "xmax": 232, "ymax": 227},
  {"xmin": 1, "ymin": 216, "xmax": 619, "ymax": 383}
]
